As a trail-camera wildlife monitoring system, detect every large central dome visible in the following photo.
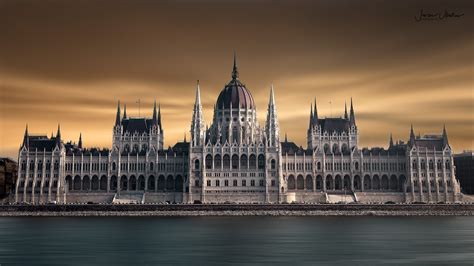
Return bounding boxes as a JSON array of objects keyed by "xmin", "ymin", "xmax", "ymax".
[{"xmin": 216, "ymin": 55, "xmax": 255, "ymax": 110}]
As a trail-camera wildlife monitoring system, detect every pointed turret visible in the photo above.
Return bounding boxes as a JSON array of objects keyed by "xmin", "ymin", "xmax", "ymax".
[
  {"xmin": 442, "ymin": 124, "xmax": 449, "ymax": 147},
  {"xmin": 285, "ymin": 132, "xmax": 288, "ymax": 143},
  {"xmin": 349, "ymin": 97, "xmax": 356, "ymax": 126},
  {"xmin": 313, "ymin": 97, "xmax": 318, "ymax": 125},
  {"xmin": 152, "ymin": 99, "xmax": 158, "ymax": 125},
  {"xmin": 158, "ymin": 103, "xmax": 162, "ymax": 126},
  {"xmin": 22, "ymin": 124, "xmax": 29, "ymax": 148},
  {"xmin": 115, "ymin": 100, "xmax": 121, "ymax": 126},
  {"xmin": 409, "ymin": 124, "xmax": 415, "ymax": 146},
  {"xmin": 123, "ymin": 103, "xmax": 127, "ymax": 119},
  {"xmin": 266, "ymin": 84, "xmax": 280, "ymax": 147},
  {"xmin": 78, "ymin": 133, "xmax": 82, "ymax": 149},
  {"xmin": 191, "ymin": 80, "xmax": 205, "ymax": 146},
  {"xmin": 344, "ymin": 101, "xmax": 348, "ymax": 120},
  {"xmin": 389, "ymin": 133, "xmax": 394, "ymax": 148},
  {"xmin": 56, "ymin": 124, "xmax": 61, "ymax": 146},
  {"xmin": 232, "ymin": 51, "xmax": 239, "ymax": 80},
  {"xmin": 309, "ymin": 103, "xmax": 314, "ymax": 128}
]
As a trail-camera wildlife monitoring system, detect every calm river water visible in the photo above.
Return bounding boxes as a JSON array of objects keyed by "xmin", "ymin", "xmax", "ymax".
[{"xmin": 0, "ymin": 216, "xmax": 473, "ymax": 265}]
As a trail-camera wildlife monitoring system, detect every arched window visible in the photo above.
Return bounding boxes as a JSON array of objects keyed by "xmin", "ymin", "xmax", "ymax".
[
  {"xmin": 205, "ymin": 155, "xmax": 213, "ymax": 169},
  {"xmin": 317, "ymin": 162, "xmax": 321, "ymax": 171},
  {"xmin": 412, "ymin": 159, "xmax": 417, "ymax": 169},
  {"xmin": 249, "ymin": 155, "xmax": 256, "ymax": 169},
  {"xmin": 223, "ymin": 155, "xmax": 230, "ymax": 169},
  {"xmin": 341, "ymin": 144, "xmax": 348, "ymax": 154},
  {"xmin": 240, "ymin": 154, "xmax": 248, "ymax": 169},
  {"xmin": 133, "ymin": 144, "xmax": 139, "ymax": 152},
  {"xmin": 324, "ymin": 144, "xmax": 330, "ymax": 154},
  {"xmin": 194, "ymin": 159, "xmax": 200, "ymax": 170},
  {"xmin": 258, "ymin": 154, "xmax": 265, "ymax": 169},
  {"xmin": 445, "ymin": 160, "xmax": 451, "ymax": 170},
  {"xmin": 232, "ymin": 155, "xmax": 239, "ymax": 169},
  {"xmin": 354, "ymin": 161, "xmax": 359, "ymax": 171},
  {"xmin": 232, "ymin": 127, "xmax": 238, "ymax": 143},
  {"xmin": 112, "ymin": 162, "xmax": 117, "ymax": 171},
  {"xmin": 149, "ymin": 162, "xmax": 154, "ymax": 171},
  {"xmin": 271, "ymin": 159, "xmax": 276, "ymax": 170},
  {"xmin": 332, "ymin": 144, "xmax": 339, "ymax": 154},
  {"xmin": 214, "ymin": 154, "xmax": 221, "ymax": 169}
]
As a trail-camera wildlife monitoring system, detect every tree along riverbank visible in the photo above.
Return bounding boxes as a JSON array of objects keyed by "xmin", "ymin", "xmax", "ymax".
[{"xmin": 0, "ymin": 203, "xmax": 473, "ymax": 216}]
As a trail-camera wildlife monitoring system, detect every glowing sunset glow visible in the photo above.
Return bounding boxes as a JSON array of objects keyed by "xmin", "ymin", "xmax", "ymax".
[{"xmin": 0, "ymin": 0, "xmax": 472, "ymax": 159}]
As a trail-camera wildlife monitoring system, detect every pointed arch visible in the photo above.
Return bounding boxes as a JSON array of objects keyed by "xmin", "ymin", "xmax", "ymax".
[
  {"xmin": 297, "ymin": 175, "xmax": 304, "ymax": 190},
  {"xmin": 287, "ymin": 175, "xmax": 296, "ymax": 190}
]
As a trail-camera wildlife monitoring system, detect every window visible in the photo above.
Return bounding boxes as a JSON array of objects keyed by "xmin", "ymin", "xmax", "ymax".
[
  {"xmin": 232, "ymin": 155, "xmax": 239, "ymax": 169},
  {"xmin": 224, "ymin": 180, "xmax": 229, "ymax": 186},
  {"xmin": 251, "ymin": 180, "xmax": 255, "ymax": 186},
  {"xmin": 149, "ymin": 162, "xmax": 154, "ymax": 171},
  {"xmin": 271, "ymin": 180, "xmax": 276, "ymax": 186},
  {"xmin": 223, "ymin": 155, "xmax": 230, "ymax": 169},
  {"xmin": 195, "ymin": 159, "xmax": 200, "ymax": 170},
  {"xmin": 271, "ymin": 159, "xmax": 276, "ymax": 170},
  {"xmin": 259, "ymin": 180, "xmax": 264, "ymax": 186},
  {"xmin": 233, "ymin": 180, "xmax": 238, "ymax": 186},
  {"xmin": 215, "ymin": 180, "xmax": 220, "ymax": 187},
  {"xmin": 206, "ymin": 180, "xmax": 211, "ymax": 186},
  {"xmin": 258, "ymin": 154, "xmax": 265, "ymax": 169},
  {"xmin": 195, "ymin": 180, "xmax": 199, "ymax": 187},
  {"xmin": 205, "ymin": 155, "xmax": 212, "ymax": 169},
  {"xmin": 242, "ymin": 180, "xmax": 246, "ymax": 186}
]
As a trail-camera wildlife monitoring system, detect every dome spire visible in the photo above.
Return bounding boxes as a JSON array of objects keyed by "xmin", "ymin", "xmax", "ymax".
[{"xmin": 232, "ymin": 51, "xmax": 239, "ymax": 80}]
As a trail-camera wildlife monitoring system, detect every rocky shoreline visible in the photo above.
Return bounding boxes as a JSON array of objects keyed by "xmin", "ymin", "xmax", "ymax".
[{"xmin": 0, "ymin": 204, "xmax": 473, "ymax": 216}]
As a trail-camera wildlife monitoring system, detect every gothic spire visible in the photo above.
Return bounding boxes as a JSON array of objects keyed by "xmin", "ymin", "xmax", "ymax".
[
  {"xmin": 349, "ymin": 97, "xmax": 355, "ymax": 126},
  {"xmin": 78, "ymin": 133, "xmax": 82, "ymax": 149},
  {"xmin": 123, "ymin": 103, "xmax": 127, "ymax": 119},
  {"xmin": 442, "ymin": 124, "xmax": 449, "ymax": 146},
  {"xmin": 409, "ymin": 124, "xmax": 415, "ymax": 146},
  {"xmin": 285, "ymin": 132, "xmax": 288, "ymax": 143},
  {"xmin": 232, "ymin": 51, "xmax": 239, "ymax": 80},
  {"xmin": 266, "ymin": 84, "xmax": 279, "ymax": 147},
  {"xmin": 313, "ymin": 97, "xmax": 319, "ymax": 125},
  {"xmin": 115, "ymin": 100, "xmax": 121, "ymax": 126},
  {"xmin": 158, "ymin": 102, "xmax": 162, "ymax": 126},
  {"xmin": 56, "ymin": 124, "xmax": 61, "ymax": 145},
  {"xmin": 309, "ymin": 102, "xmax": 314, "ymax": 128},
  {"xmin": 344, "ymin": 100, "xmax": 348, "ymax": 120},
  {"xmin": 191, "ymin": 80, "xmax": 205, "ymax": 146},
  {"xmin": 152, "ymin": 98, "xmax": 158, "ymax": 125},
  {"xmin": 22, "ymin": 124, "xmax": 29, "ymax": 148},
  {"xmin": 389, "ymin": 133, "xmax": 394, "ymax": 148}
]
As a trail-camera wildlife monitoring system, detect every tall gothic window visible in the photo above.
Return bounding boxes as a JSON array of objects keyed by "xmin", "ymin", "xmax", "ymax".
[
  {"xmin": 223, "ymin": 155, "xmax": 230, "ymax": 169},
  {"xmin": 249, "ymin": 155, "xmax": 256, "ymax": 169},
  {"xmin": 258, "ymin": 154, "xmax": 265, "ymax": 169},
  {"xmin": 232, "ymin": 155, "xmax": 239, "ymax": 169},
  {"xmin": 205, "ymin": 155, "xmax": 213, "ymax": 169}
]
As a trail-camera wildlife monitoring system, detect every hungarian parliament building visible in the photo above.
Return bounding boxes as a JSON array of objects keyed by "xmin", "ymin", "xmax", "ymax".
[{"xmin": 15, "ymin": 56, "xmax": 462, "ymax": 204}]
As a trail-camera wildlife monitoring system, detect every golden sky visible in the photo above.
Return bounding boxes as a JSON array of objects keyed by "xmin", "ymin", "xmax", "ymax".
[{"xmin": 0, "ymin": 0, "xmax": 473, "ymax": 159}]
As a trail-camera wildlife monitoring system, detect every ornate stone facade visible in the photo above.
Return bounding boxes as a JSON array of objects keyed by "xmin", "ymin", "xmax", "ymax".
[{"xmin": 14, "ymin": 56, "xmax": 461, "ymax": 204}]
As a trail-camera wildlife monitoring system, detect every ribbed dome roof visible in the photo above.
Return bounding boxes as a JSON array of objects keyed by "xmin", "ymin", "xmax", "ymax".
[{"xmin": 215, "ymin": 55, "xmax": 255, "ymax": 110}]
